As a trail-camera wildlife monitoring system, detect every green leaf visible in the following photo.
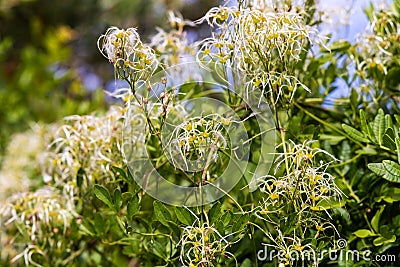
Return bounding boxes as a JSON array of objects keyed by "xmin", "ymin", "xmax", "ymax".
[
  {"xmin": 360, "ymin": 109, "xmax": 374, "ymax": 142},
  {"xmin": 209, "ymin": 202, "xmax": 222, "ymax": 225},
  {"xmin": 94, "ymin": 185, "xmax": 114, "ymax": 209},
  {"xmin": 350, "ymin": 88, "xmax": 358, "ymax": 109},
  {"xmin": 375, "ymin": 186, "xmax": 400, "ymax": 203},
  {"xmin": 94, "ymin": 213, "xmax": 109, "ymax": 235},
  {"xmin": 153, "ymin": 201, "xmax": 172, "ymax": 227},
  {"xmin": 317, "ymin": 199, "xmax": 346, "ymax": 210},
  {"xmin": 174, "ymin": 207, "xmax": 193, "ymax": 226},
  {"xmin": 369, "ymin": 162, "xmax": 388, "ymax": 176},
  {"xmin": 373, "ymin": 235, "xmax": 396, "ymax": 246},
  {"xmin": 112, "ymin": 166, "xmax": 134, "ymax": 184},
  {"xmin": 77, "ymin": 167, "xmax": 85, "ymax": 188},
  {"xmin": 380, "ymin": 225, "xmax": 394, "ymax": 239},
  {"xmin": 395, "ymin": 114, "xmax": 400, "ymax": 127},
  {"xmin": 149, "ymin": 240, "xmax": 168, "ymax": 259},
  {"xmin": 383, "ymin": 128, "xmax": 396, "ymax": 150},
  {"xmin": 114, "ymin": 188, "xmax": 123, "ymax": 211},
  {"xmin": 232, "ymin": 214, "xmax": 249, "ymax": 234},
  {"xmin": 240, "ymin": 258, "xmax": 252, "ymax": 267},
  {"xmin": 127, "ymin": 195, "xmax": 140, "ymax": 219},
  {"xmin": 396, "ymin": 138, "xmax": 400, "ymax": 164},
  {"xmin": 321, "ymin": 40, "xmax": 351, "ymax": 52},
  {"xmin": 373, "ymin": 109, "xmax": 385, "ymax": 145},
  {"xmin": 80, "ymin": 219, "xmax": 95, "ymax": 236},
  {"xmin": 371, "ymin": 206, "xmax": 385, "ymax": 233},
  {"xmin": 353, "ymin": 229, "xmax": 375, "ymax": 238},
  {"xmin": 360, "ymin": 109, "xmax": 376, "ymax": 142},
  {"xmin": 385, "ymin": 114, "xmax": 394, "ymax": 131},
  {"xmin": 319, "ymin": 134, "xmax": 346, "ymax": 145},
  {"xmin": 342, "ymin": 124, "xmax": 369, "ymax": 143},
  {"xmin": 356, "ymin": 146, "xmax": 377, "ymax": 155},
  {"xmin": 221, "ymin": 211, "xmax": 232, "ymax": 227}
]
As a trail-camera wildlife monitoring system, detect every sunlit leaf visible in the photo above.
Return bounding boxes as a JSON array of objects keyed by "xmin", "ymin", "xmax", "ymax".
[
  {"xmin": 373, "ymin": 235, "xmax": 396, "ymax": 246},
  {"xmin": 153, "ymin": 201, "xmax": 172, "ymax": 227},
  {"xmin": 373, "ymin": 109, "xmax": 385, "ymax": 146},
  {"xmin": 342, "ymin": 124, "xmax": 369, "ymax": 143},
  {"xmin": 127, "ymin": 195, "xmax": 140, "ymax": 219},
  {"xmin": 114, "ymin": 188, "xmax": 122, "ymax": 211},
  {"xmin": 353, "ymin": 229, "xmax": 375, "ymax": 238},
  {"xmin": 94, "ymin": 185, "xmax": 114, "ymax": 209}
]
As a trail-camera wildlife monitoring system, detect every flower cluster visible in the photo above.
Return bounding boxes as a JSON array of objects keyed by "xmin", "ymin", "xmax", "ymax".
[
  {"xmin": 98, "ymin": 27, "xmax": 158, "ymax": 84},
  {"xmin": 168, "ymin": 114, "xmax": 230, "ymax": 167},
  {"xmin": 195, "ymin": 2, "xmax": 323, "ymax": 103},
  {"xmin": 1, "ymin": 187, "xmax": 76, "ymax": 265},
  {"xmin": 255, "ymin": 140, "xmax": 343, "ymax": 265},
  {"xmin": 179, "ymin": 219, "xmax": 235, "ymax": 267},
  {"xmin": 150, "ymin": 11, "xmax": 196, "ymax": 67},
  {"xmin": 41, "ymin": 106, "xmax": 126, "ymax": 189}
]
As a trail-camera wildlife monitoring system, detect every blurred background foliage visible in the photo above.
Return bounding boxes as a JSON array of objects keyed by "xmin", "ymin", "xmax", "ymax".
[{"xmin": 0, "ymin": 0, "xmax": 218, "ymax": 156}]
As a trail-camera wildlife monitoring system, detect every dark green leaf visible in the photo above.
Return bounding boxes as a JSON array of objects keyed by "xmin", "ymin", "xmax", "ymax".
[
  {"xmin": 312, "ymin": 125, "xmax": 321, "ymax": 140},
  {"xmin": 240, "ymin": 258, "xmax": 252, "ymax": 267},
  {"xmin": 360, "ymin": 109, "xmax": 374, "ymax": 141},
  {"xmin": 174, "ymin": 207, "xmax": 194, "ymax": 226},
  {"xmin": 373, "ymin": 109, "xmax": 385, "ymax": 145},
  {"xmin": 373, "ymin": 235, "xmax": 396, "ymax": 246},
  {"xmin": 383, "ymin": 128, "xmax": 396, "ymax": 150},
  {"xmin": 94, "ymin": 213, "xmax": 109, "ymax": 235},
  {"xmin": 353, "ymin": 229, "xmax": 375, "ymax": 238},
  {"xmin": 149, "ymin": 240, "xmax": 168, "ymax": 259},
  {"xmin": 321, "ymin": 40, "xmax": 351, "ymax": 53},
  {"xmin": 385, "ymin": 114, "xmax": 394, "ymax": 131},
  {"xmin": 221, "ymin": 211, "xmax": 232, "ymax": 227},
  {"xmin": 127, "ymin": 195, "xmax": 140, "ymax": 219},
  {"xmin": 153, "ymin": 201, "xmax": 172, "ymax": 226},
  {"xmin": 80, "ymin": 220, "xmax": 95, "ymax": 236},
  {"xmin": 383, "ymin": 160, "xmax": 400, "ymax": 182},
  {"xmin": 114, "ymin": 188, "xmax": 123, "ymax": 211},
  {"xmin": 380, "ymin": 225, "xmax": 394, "ymax": 239},
  {"xmin": 209, "ymin": 202, "xmax": 222, "ymax": 225},
  {"xmin": 94, "ymin": 184, "xmax": 114, "ymax": 209},
  {"xmin": 232, "ymin": 214, "xmax": 249, "ymax": 234},
  {"xmin": 126, "ymin": 168, "xmax": 136, "ymax": 185}
]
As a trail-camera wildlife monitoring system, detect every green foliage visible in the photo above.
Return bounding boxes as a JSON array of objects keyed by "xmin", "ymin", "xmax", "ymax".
[{"xmin": 343, "ymin": 109, "xmax": 400, "ymax": 183}]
